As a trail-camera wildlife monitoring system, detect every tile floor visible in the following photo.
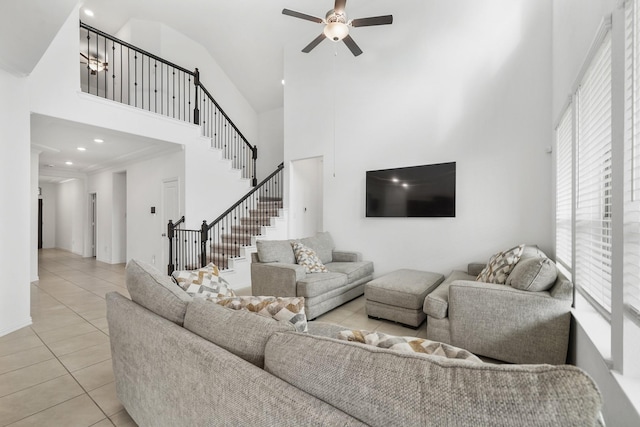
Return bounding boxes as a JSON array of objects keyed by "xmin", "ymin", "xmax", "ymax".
[{"xmin": 1, "ymin": 249, "xmax": 426, "ymax": 427}]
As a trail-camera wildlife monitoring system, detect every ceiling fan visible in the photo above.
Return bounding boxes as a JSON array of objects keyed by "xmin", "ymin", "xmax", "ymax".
[
  {"xmin": 282, "ymin": 0, "xmax": 393, "ymax": 56},
  {"xmin": 80, "ymin": 52, "xmax": 108, "ymax": 75}
]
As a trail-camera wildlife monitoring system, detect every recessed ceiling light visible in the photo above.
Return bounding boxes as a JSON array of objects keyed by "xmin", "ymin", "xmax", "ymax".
[
  {"xmin": 65, "ymin": 161, "xmax": 73, "ymax": 165},
  {"xmin": 84, "ymin": 9, "xmax": 94, "ymax": 17},
  {"xmin": 94, "ymin": 138, "xmax": 104, "ymax": 143},
  {"xmin": 77, "ymin": 147, "xmax": 86, "ymax": 151},
  {"xmin": 281, "ymin": 79, "xmax": 285, "ymax": 85}
]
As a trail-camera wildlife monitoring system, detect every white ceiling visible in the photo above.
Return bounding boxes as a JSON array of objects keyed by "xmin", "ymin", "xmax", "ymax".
[
  {"xmin": 0, "ymin": 0, "xmax": 404, "ymax": 182},
  {"xmin": 32, "ymin": 114, "xmax": 182, "ymax": 177}
]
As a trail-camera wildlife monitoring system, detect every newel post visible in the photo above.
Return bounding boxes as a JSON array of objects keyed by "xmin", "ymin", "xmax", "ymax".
[
  {"xmin": 193, "ymin": 68, "xmax": 200, "ymax": 125},
  {"xmin": 167, "ymin": 220, "xmax": 175, "ymax": 275},
  {"xmin": 200, "ymin": 220, "xmax": 208, "ymax": 268}
]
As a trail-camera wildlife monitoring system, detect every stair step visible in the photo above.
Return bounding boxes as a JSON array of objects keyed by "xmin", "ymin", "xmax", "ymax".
[
  {"xmin": 231, "ymin": 224, "xmax": 263, "ymax": 234},
  {"xmin": 248, "ymin": 209, "xmax": 280, "ymax": 217},
  {"xmin": 210, "ymin": 243, "xmax": 243, "ymax": 256},
  {"xmin": 221, "ymin": 233, "xmax": 253, "ymax": 245},
  {"xmin": 240, "ymin": 217, "xmax": 274, "ymax": 226},
  {"xmin": 259, "ymin": 196, "xmax": 283, "ymax": 203},
  {"xmin": 257, "ymin": 201, "xmax": 283, "ymax": 209}
]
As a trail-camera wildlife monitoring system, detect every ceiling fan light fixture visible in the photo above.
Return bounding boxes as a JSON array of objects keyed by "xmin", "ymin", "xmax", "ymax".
[{"xmin": 324, "ymin": 22, "xmax": 349, "ymax": 42}]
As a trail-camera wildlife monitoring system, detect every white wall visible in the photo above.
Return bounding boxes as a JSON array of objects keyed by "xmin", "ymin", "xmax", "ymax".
[
  {"xmin": 30, "ymin": 150, "xmax": 40, "ymax": 281},
  {"xmin": 290, "ymin": 157, "xmax": 323, "ymax": 238},
  {"xmin": 0, "ymin": 69, "xmax": 31, "ymax": 336},
  {"xmin": 40, "ymin": 183, "xmax": 57, "ymax": 249},
  {"xmin": 117, "ymin": 19, "xmax": 259, "ymax": 146},
  {"xmin": 257, "ymin": 107, "xmax": 284, "ymax": 181},
  {"xmin": 284, "ymin": 0, "xmax": 553, "ymax": 276},
  {"xmin": 112, "ymin": 172, "xmax": 127, "ymax": 263},
  {"xmin": 55, "ymin": 178, "xmax": 86, "ymax": 255},
  {"xmin": 553, "ymin": 0, "xmax": 640, "ymax": 424},
  {"xmin": 126, "ymin": 150, "xmax": 185, "ymax": 268}
]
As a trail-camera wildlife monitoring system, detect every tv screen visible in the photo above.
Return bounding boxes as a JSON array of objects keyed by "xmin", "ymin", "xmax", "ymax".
[{"xmin": 366, "ymin": 162, "xmax": 456, "ymax": 217}]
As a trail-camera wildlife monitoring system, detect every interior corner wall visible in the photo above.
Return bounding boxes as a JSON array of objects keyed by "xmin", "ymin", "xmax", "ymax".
[
  {"xmin": 30, "ymin": 150, "xmax": 40, "ymax": 282},
  {"xmin": 88, "ymin": 172, "xmax": 113, "ymax": 263},
  {"xmin": 284, "ymin": 0, "xmax": 553, "ymax": 275},
  {"xmin": 55, "ymin": 178, "xmax": 86, "ymax": 256},
  {"xmin": 0, "ymin": 69, "xmax": 31, "ymax": 336},
  {"xmin": 257, "ymin": 107, "xmax": 284, "ymax": 181}
]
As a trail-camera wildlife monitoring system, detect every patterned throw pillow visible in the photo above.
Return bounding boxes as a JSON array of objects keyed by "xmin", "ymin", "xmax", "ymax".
[
  {"xmin": 207, "ymin": 296, "xmax": 308, "ymax": 333},
  {"xmin": 291, "ymin": 241, "xmax": 328, "ymax": 273},
  {"xmin": 476, "ymin": 244, "xmax": 525, "ymax": 284},
  {"xmin": 337, "ymin": 330, "xmax": 481, "ymax": 363},
  {"xmin": 172, "ymin": 263, "xmax": 236, "ymax": 299}
]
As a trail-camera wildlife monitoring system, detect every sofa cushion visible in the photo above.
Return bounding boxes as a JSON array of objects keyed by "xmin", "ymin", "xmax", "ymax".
[
  {"xmin": 256, "ymin": 239, "xmax": 295, "ymax": 264},
  {"xmin": 296, "ymin": 272, "xmax": 348, "ymax": 299},
  {"xmin": 125, "ymin": 259, "xmax": 192, "ymax": 326},
  {"xmin": 172, "ymin": 263, "xmax": 236, "ymax": 299},
  {"xmin": 506, "ymin": 257, "xmax": 558, "ymax": 292},
  {"xmin": 183, "ymin": 298, "xmax": 295, "ymax": 368},
  {"xmin": 264, "ymin": 332, "xmax": 603, "ymax": 427},
  {"xmin": 337, "ymin": 330, "xmax": 482, "ymax": 363},
  {"xmin": 476, "ymin": 244, "xmax": 525, "ymax": 284},
  {"xmin": 423, "ymin": 270, "xmax": 474, "ymax": 319},
  {"xmin": 325, "ymin": 261, "xmax": 374, "ymax": 284},
  {"xmin": 207, "ymin": 296, "xmax": 308, "ymax": 332},
  {"xmin": 300, "ymin": 231, "xmax": 335, "ymax": 264},
  {"xmin": 291, "ymin": 241, "xmax": 328, "ymax": 273}
]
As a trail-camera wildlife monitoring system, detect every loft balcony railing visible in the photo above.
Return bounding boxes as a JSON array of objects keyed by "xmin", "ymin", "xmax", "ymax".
[{"xmin": 79, "ymin": 21, "xmax": 257, "ymax": 185}]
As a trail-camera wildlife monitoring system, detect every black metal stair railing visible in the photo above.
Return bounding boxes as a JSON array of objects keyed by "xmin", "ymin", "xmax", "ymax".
[
  {"xmin": 167, "ymin": 163, "xmax": 284, "ymax": 275},
  {"xmin": 79, "ymin": 21, "xmax": 257, "ymax": 184}
]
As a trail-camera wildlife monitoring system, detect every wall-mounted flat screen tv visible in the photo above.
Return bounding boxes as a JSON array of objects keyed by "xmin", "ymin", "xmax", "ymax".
[{"xmin": 366, "ymin": 162, "xmax": 456, "ymax": 217}]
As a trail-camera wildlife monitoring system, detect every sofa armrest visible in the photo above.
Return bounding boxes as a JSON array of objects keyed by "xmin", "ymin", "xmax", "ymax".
[
  {"xmin": 332, "ymin": 250, "xmax": 362, "ymax": 262},
  {"xmin": 251, "ymin": 262, "xmax": 306, "ymax": 297},
  {"xmin": 467, "ymin": 263, "xmax": 485, "ymax": 277},
  {"xmin": 447, "ymin": 280, "xmax": 572, "ymax": 364}
]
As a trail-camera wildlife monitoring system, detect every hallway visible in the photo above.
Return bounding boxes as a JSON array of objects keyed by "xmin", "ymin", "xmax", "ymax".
[{"xmin": 0, "ymin": 249, "xmax": 136, "ymax": 426}]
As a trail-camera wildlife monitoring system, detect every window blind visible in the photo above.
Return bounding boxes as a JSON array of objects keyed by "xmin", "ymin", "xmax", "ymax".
[
  {"xmin": 624, "ymin": 0, "xmax": 640, "ymax": 319},
  {"xmin": 575, "ymin": 31, "xmax": 613, "ymax": 313},
  {"xmin": 556, "ymin": 106, "xmax": 573, "ymax": 272}
]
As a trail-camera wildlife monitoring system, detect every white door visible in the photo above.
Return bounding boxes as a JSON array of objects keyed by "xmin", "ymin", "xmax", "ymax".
[
  {"xmin": 162, "ymin": 178, "xmax": 180, "ymax": 269},
  {"xmin": 290, "ymin": 157, "xmax": 323, "ymax": 238}
]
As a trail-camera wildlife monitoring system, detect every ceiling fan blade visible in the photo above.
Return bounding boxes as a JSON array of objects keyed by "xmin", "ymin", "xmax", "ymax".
[
  {"xmin": 343, "ymin": 34, "xmax": 363, "ymax": 56},
  {"xmin": 80, "ymin": 52, "xmax": 89, "ymax": 60},
  {"xmin": 302, "ymin": 33, "xmax": 327, "ymax": 53},
  {"xmin": 351, "ymin": 15, "xmax": 393, "ymax": 27},
  {"xmin": 334, "ymin": 0, "xmax": 347, "ymax": 13},
  {"xmin": 282, "ymin": 9, "xmax": 323, "ymax": 24}
]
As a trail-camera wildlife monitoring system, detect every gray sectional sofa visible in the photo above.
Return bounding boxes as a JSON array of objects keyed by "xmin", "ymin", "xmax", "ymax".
[
  {"xmin": 250, "ymin": 232, "xmax": 374, "ymax": 319},
  {"xmin": 106, "ymin": 259, "xmax": 603, "ymax": 426}
]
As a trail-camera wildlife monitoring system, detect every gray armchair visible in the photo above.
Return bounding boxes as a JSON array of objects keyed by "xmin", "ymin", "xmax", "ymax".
[
  {"xmin": 250, "ymin": 232, "xmax": 374, "ymax": 320},
  {"xmin": 424, "ymin": 246, "xmax": 573, "ymax": 365}
]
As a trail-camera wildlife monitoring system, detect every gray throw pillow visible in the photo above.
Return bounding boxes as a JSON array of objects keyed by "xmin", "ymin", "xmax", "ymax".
[
  {"xmin": 256, "ymin": 239, "xmax": 296, "ymax": 264},
  {"xmin": 506, "ymin": 257, "xmax": 558, "ymax": 292}
]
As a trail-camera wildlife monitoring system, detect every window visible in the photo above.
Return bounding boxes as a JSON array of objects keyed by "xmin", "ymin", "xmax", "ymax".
[
  {"xmin": 575, "ymin": 31, "xmax": 613, "ymax": 314},
  {"xmin": 555, "ymin": 106, "xmax": 573, "ymax": 273},
  {"xmin": 624, "ymin": 0, "xmax": 640, "ymax": 322}
]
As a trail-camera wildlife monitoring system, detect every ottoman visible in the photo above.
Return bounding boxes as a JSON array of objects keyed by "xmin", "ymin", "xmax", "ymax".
[{"xmin": 365, "ymin": 269, "xmax": 445, "ymax": 328}]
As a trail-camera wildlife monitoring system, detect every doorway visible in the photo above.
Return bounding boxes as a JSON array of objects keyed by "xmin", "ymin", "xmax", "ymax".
[
  {"xmin": 90, "ymin": 193, "xmax": 97, "ymax": 257},
  {"xmin": 290, "ymin": 157, "xmax": 323, "ymax": 238}
]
